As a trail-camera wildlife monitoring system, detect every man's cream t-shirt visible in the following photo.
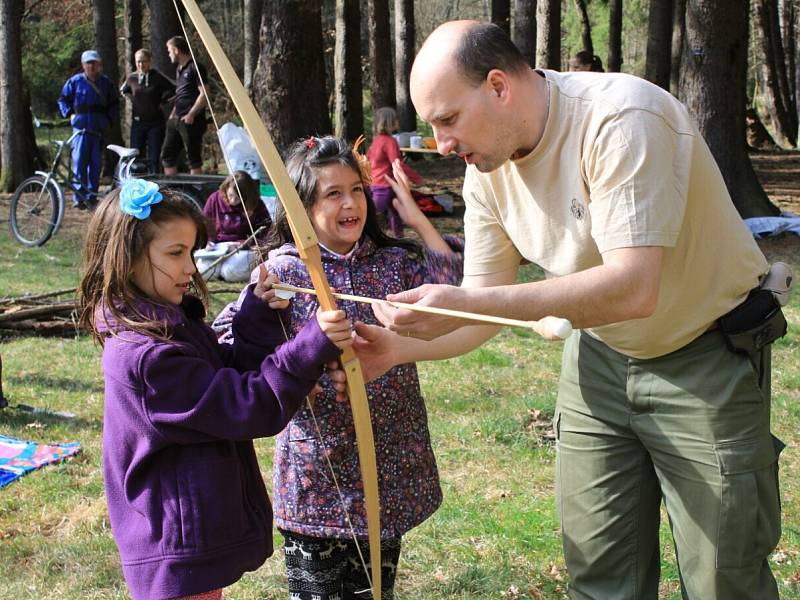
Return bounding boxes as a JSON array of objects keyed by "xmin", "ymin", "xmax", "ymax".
[{"xmin": 463, "ymin": 70, "xmax": 768, "ymax": 359}]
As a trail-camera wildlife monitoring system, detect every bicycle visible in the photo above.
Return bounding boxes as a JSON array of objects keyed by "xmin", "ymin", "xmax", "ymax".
[{"xmin": 8, "ymin": 130, "xmax": 206, "ymax": 247}]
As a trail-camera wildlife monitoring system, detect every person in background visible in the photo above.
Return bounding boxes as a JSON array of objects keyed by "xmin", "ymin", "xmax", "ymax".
[
  {"xmin": 366, "ymin": 106, "xmax": 424, "ymax": 237},
  {"xmin": 161, "ymin": 36, "xmax": 207, "ymax": 175},
  {"xmin": 196, "ymin": 170, "xmax": 271, "ymax": 282},
  {"xmin": 120, "ymin": 49, "xmax": 175, "ymax": 174},
  {"xmin": 57, "ymin": 49, "xmax": 119, "ymax": 209},
  {"xmin": 568, "ymin": 50, "xmax": 605, "ymax": 72}
]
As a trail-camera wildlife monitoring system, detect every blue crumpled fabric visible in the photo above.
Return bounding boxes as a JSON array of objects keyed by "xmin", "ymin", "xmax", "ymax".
[{"xmin": 744, "ymin": 212, "xmax": 800, "ymax": 238}]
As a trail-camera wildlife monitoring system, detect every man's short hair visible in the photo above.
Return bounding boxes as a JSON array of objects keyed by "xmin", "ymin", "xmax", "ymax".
[
  {"xmin": 454, "ymin": 23, "xmax": 529, "ymax": 86},
  {"xmin": 166, "ymin": 36, "xmax": 190, "ymax": 55}
]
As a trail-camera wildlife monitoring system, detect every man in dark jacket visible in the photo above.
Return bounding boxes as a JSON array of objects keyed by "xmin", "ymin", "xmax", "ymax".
[
  {"xmin": 162, "ymin": 36, "xmax": 208, "ymax": 175},
  {"xmin": 57, "ymin": 50, "xmax": 119, "ymax": 209}
]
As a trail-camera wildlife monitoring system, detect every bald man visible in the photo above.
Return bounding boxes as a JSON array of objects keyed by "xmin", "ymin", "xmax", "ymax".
[{"xmin": 355, "ymin": 21, "xmax": 783, "ymax": 600}]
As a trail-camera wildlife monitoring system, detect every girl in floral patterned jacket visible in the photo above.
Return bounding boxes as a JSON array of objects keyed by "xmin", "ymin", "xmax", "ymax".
[{"xmin": 213, "ymin": 135, "xmax": 463, "ymax": 600}]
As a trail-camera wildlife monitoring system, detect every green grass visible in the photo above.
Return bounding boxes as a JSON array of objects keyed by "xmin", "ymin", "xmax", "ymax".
[{"xmin": 1, "ymin": 194, "xmax": 799, "ymax": 599}]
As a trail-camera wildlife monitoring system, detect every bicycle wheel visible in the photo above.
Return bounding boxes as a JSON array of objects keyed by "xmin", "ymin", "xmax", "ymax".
[{"xmin": 9, "ymin": 175, "xmax": 59, "ymax": 246}]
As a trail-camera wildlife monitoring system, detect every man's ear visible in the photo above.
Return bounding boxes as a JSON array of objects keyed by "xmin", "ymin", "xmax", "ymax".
[{"xmin": 486, "ymin": 69, "xmax": 511, "ymax": 102}]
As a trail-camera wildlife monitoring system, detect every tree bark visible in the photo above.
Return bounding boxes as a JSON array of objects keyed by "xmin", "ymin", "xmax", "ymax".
[
  {"xmin": 513, "ymin": 0, "xmax": 536, "ymax": 67},
  {"xmin": 253, "ymin": 0, "xmax": 331, "ymax": 152},
  {"xmin": 122, "ymin": 0, "xmax": 142, "ymax": 146},
  {"xmin": 0, "ymin": 0, "xmax": 36, "ymax": 191},
  {"xmin": 243, "ymin": 0, "xmax": 262, "ymax": 93},
  {"xmin": 535, "ymin": 0, "xmax": 560, "ymax": 69},
  {"xmin": 795, "ymin": 0, "xmax": 800, "ymax": 140},
  {"xmin": 772, "ymin": 0, "xmax": 796, "ymax": 134},
  {"xmin": 334, "ymin": 0, "xmax": 363, "ymax": 139},
  {"xmin": 680, "ymin": 0, "xmax": 778, "ymax": 217},
  {"xmin": 646, "ymin": 0, "xmax": 673, "ymax": 89},
  {"xmin": 92, "ymin": 0, "xmax": 123, "ymax": 174},
  {"xmin": 368, "ymin": 0, "xmax": 395, "ymax": 113},
  {"xmin": 394, "ymin": 0, "xmax": 415, "ymax": 132},
  {"xmin": 123, "ymin": 0, "xmax": 142, "ymax": 72},
  {"xmin": 607, "ymin": 0, "xmax": 623, "ymax": 72},
  {"xmin": 574, "ymin": 0, "xmax": 593, "ymax": 55},
  {"xmin": 670, "ymin": 0, "xmax": 686, "ymax": 96},
  {"xmin": 492, "ymin": 0, "xmax": 511, "ymax": 35},
  {"xmin": 752, "ymin": 0, "xmax": 797, "ymax": 147},
  {"xmin": 149, "ymin": 0, "xmax": 181, "ymax": 76},
  {"xmin": 779, "ymin": 0, "xmax": 795, "ymax": 109}
]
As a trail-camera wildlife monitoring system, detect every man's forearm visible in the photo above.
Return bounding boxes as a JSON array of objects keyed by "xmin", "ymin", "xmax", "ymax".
[
  {"xmin": 187, "ymin": 89, "xmax": 206, "ymax": 118},
  {"xmin": 461, "ymin": 247, "xmax": 663, "ymax": 329}
]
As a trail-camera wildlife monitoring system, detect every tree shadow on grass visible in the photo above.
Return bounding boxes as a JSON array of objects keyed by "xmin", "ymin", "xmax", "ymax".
[{"xmin": 6, "ymin": 374, "xmax": 103, "ymax": 395}]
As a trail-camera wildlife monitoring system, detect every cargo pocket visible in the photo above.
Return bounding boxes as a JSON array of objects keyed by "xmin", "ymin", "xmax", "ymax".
[{"xmin": 714, "ymin": 434, "xmax": 781, "ymax": 569}]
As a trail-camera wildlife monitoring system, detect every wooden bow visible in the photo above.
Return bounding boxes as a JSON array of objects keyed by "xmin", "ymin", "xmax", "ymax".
[{"xmin": 177, "ymin": 2, "xmax": 382, "ymax": 597}]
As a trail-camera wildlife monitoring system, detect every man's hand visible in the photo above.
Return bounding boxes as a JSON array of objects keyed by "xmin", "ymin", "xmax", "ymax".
[
  {"xmin": 372, "ymin": 284, "xmax": 471, "ymax": 341},
  {"xmin": 181, "ymin": 112, "xmax": 195, "ymax": 125},
  {"xmin": 352, "ymin": 322, "xmax": 401, "ymax": 381}
]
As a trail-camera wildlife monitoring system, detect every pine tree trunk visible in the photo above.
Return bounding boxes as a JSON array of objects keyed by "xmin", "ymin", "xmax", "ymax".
[
  {"xmin": 779, "ymin": 0, "xmax": 796, "ymax": 110},
  {"xmin": 753, "ymin": 0, "xmax": 797, "ymax": 147},
  {"xmin": 123, "ymin": 0, "xmax": 142, "ymax": 72},
  {"xmin": 149, "ymin": 0, "xmax": 181, "ymax": 76},
  {"xmin": 368, "ymin": 0, "xmax": 395, "ymax": 112},
  {"xmin": 535, "ymin": 0, "xmax": 560, "ymax": 69},
  {"xmin": 253, "ymin": 0, "xmax": 331, "ymax": 152},
  {"xmin": 670, "ymin": 0, "xmax": 686, "ymax": 96},
  {"xmin": 771, "ymin": 0, "xmax": 796, "ymax": 136},
  {"xmin": 513, "ymin": 0, "xmax": 537, "ymax": 67},
  {"xmin": 574, "ymin": 0, "xmax": 593, "ymax": 55},
  {"xmin": 646, "ymin": 0, "xmax": 673, "ymax": 89},
  {"xmin": 335, "ymin": 0, "xmax": 363, "ymax": 139},
  {"xmin": 92, "ymin": 0, "xmax": 123, "ymax": 174},
  {"xmin": 243, "ymin": 0, "xmax": 262, "ymax": 93},
  {"xmin": 680, "ymin": 0, "xmax": 778, "ymax": 217},
  {"xmin": 492, "ymin": 0, "xmax": 511, "ymax": 35},
  {"xmin": 607, "ymin": 0, "xmax": 623, "ymax": 72},
  {"xmin": 795, "ymin": 0, "xmax": 800, "ymax": 140},
  {"xmin": 394, "ymin": 0, "xmax": 416, "ymax": 132},
  {"xmin": 0, "ymin": 0, "xmax": 35, "ymax": 191},
  {"xmin": 122, "ymin": 0, "xmax": 142, "ymax": 146}
]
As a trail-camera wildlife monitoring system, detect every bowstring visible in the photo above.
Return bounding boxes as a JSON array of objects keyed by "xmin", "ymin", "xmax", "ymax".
[{"xmin": 172, "ymin": 3, "xmax": 376, "ymax": 590}]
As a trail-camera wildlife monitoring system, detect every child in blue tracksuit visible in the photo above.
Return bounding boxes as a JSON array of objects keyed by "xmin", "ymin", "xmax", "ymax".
[
  {"xmin": 57, "ymin": 50, "xmax": 119, "ymax": 208},
  {"xmin": 78, "ymin": 179, "xmax": 353, "ymax": 600}
]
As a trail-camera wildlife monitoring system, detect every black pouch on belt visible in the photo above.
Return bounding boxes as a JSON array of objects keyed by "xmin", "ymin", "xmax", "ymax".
[{"xmin": 718, "ymin": 288, "xmax": 787, "ymax": 356}]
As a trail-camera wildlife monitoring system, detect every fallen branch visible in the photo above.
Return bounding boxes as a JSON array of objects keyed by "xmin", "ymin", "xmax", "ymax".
[
  {"xmin": 0, "ymin": 301, "xmax": 76, "ymax": 323},
  {"xmin": 0, "ymin": 288, "xmax": 76, "ymax": 306}
]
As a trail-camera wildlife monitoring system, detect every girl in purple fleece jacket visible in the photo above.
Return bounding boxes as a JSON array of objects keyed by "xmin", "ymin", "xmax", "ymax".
[
  {"xmin": 77, "ymin": 183, "xmax": 353, "ymax": 600},
  {"xmin": 213, "ymin": 136, "xmax": 464, "ymax": 600}
]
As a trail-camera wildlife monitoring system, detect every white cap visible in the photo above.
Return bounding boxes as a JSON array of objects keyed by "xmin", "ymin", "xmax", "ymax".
[{"xmin": 81, "ymin": 50, "xmax": 101, "ymax": 63}]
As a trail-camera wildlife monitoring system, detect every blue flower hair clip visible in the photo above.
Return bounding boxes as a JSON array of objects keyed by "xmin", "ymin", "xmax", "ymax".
[{"xmin": 119, "ymin": 179, "xmax": 163, "ymax": 220}]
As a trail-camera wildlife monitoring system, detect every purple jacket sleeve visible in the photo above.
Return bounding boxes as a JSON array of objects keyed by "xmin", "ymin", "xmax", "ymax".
[
  {"xmin": 217, "ymin": 284, "xmax": 289, "ymax": 372},
  {"xmin": 140, "ymin": 317, "xmax": 341, "ymax": 443}
]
